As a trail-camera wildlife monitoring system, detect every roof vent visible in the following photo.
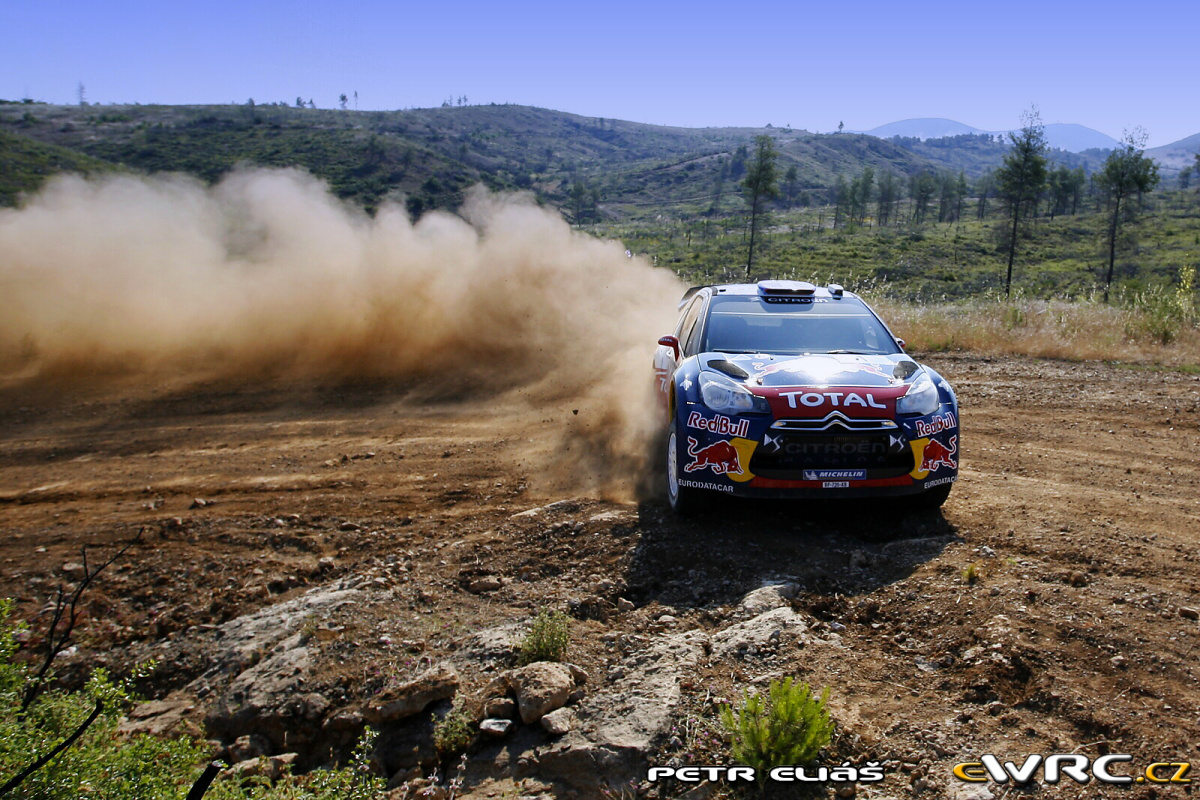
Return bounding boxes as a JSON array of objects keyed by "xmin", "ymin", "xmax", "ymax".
[
  {"xmin": 828, "ymin": 283, "xmax": 844, "ymax": 297},
  {"xmin": 757, "ymin": 280, "xmax": 815, "ymax": 295}
]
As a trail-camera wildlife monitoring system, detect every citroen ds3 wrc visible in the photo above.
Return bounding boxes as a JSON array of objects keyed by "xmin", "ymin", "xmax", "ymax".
[{"xmin": 653, "ymin": 281, "xmax": 959, "ymax": 513}]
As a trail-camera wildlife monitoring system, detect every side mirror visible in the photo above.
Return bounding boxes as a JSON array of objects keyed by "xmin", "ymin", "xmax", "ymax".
[
  {"xmin": 658, "ymin": 335, "xmax": 682, "ymax": 360},
  {"xmin": 896, "ymin": 338, "xmax": 907, "ymax": 350}
]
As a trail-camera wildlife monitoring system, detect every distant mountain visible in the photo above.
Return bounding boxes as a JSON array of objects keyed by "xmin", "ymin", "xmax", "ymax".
[
  {"xmin": 1039, "ymin": 124, "xmax": 1120, "ymax": 153},
  {"xmin": 863, "ymin": 118, "xmax": 982, "ymax": 140},
  {"xmin": 1147, "ymin": 132, "xmax": 1200, "ymax": 173},
  {"xmin": 860, "ymin": 118, "xmax": 1119, "ymax": 154}
]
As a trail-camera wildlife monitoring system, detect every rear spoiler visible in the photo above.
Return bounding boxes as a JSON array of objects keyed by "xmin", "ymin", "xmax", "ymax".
[{"xmin": 679, "ymin": 286, "xmax": 705, "ymax": 308}]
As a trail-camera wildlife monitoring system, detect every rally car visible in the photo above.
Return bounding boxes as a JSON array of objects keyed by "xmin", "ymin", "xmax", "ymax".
[{"xmin": 653, "ymin": 281, "xmax": 958, "ymax": 513}]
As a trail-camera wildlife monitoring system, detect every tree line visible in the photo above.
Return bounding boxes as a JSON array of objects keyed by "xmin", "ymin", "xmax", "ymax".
[{"xmin": 736, "ymin": 109, "xmax": 1165, "ymax": 298}]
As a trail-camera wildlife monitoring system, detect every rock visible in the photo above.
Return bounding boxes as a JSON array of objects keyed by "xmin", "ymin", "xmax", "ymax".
[
  {"xmin": 737, "ymin": 583, "xmax": 798, "ymax": 616},
  {"xmin": 536, "ymin": 630, "xmax": 706, "ymax": 794},
  {"xmin": 458, "ymin": 622, "xmax": 524, "ymax": 664},
  {"xmin": 322, "ymin": 709, "xmax": 364, "ymax": 731},
  {"xmin": 190, "ymin": 497, "xmax": 209, "ymax": 509},
  {"xmin": 221, "ymin": 752, "xmax": 298, "ymax": 782},
  {"xmin": 365, "ymin": 666, "xmax": 459, "ymax": 725},
  {"xmin": 950, "ymin": 783, "xmax": 994, "ymax": 799},
  {"xmin": 1068, "ymin": 571, "xmax": 1088, "ymax": 587},
  {"xmin": 479, "ymin": 718, "xmax": 513, "ymax": 738},
  {"xmin": 567, "ymin": 664, "xmax": 589, "ymax": 685},
  {"xmin": 507, "ymin": 662, "xmax": 577, "ymax": 723},
  {"xmin": 1111, "ymin": 655, "xmax": 1127, "ymax": 669},
  {"xmin": 119, "ymin": 697, "xmax": 196, "ymax": 737},
  {"xmin": 196, "ymin": 585, "xmax": 367, "ymax": 752},
  {"xmin": 62, "ymin": 562, "xmax": 86, "ymax": 580},
  {"xmin": 541, "ymin": 707, "xmax": 575, "ymax": 735},
  {"xmin": 1180, "ymin": 607, "xmax": 1199, "ymax": 620},
  {"xmin": 709, "ymin": 606, "xmax": 813, "ymax": 660},
  {"xmin": 468, "ymin": 577, "xmax": 503, "ymax": 594},
  {"xmin": 616, "ymin": 598, "xmax": 635, "ymax": 613},
  {"xmin": 484, "ymin": 697, "xmax": 517, "ymax": 719},
  {"xmin": 229, "ymin": 733, "xmax": 271, "ymax": 762},
  {"xmin": 374, "ymin": 711, "xmax": 439, "ymax": 775},
  {"xmin": 339, "ymin": 521, "xmax": 362, "ymax": 531}
]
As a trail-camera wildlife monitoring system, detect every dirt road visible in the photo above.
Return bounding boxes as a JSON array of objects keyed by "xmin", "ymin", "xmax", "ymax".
[{"xmin": 2, "ymin": 354, "xmax": 1199, "ymax": 798}]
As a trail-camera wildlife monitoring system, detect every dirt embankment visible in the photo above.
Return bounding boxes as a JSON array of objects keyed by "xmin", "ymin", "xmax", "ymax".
[{"xmin": 1, "ymin": 354, "xmax": 1199, "ymax": 797}]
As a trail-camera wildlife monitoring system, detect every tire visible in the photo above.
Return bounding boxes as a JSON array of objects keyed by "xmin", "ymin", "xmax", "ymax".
[
  {"xmin": 910, "ymin": 483, "xmax": 952, "ymax": 511},
  {"xmin": 666, "ymin": 427, "xmax": 706, "ymax": 515}
]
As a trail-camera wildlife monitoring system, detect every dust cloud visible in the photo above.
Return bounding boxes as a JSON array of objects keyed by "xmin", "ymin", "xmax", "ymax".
[{"xmin": 0, "ymin": 169, "xmax": 684, "ymax": 497}]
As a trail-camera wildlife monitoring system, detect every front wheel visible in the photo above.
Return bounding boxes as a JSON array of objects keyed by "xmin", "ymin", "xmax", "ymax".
[
  {"xmin": 910, "ymin": 482, "xmax": 952, "ymax": 511},
  {"xmin": 666, "ymin": 428, "xmax": 706, "ymax": 515}
]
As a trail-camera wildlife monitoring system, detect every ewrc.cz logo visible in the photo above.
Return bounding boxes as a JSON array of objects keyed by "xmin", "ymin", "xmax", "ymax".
[{"xmin": 953, "ymin": 755, "xmax": 1192, "ymax": 785}]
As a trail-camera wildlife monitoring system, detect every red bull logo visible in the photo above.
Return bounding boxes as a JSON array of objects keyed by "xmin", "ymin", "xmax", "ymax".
[
  {"xmin": 915, "ymin": 411, "xmax": 956, "ymax": 438},
  {"xmin": 685, "ymin": 437, "xmax": 744, "ymax": 475},
  {"xmin": 686, "ymin": 411, "xmax": 750, "ymax": 438},
  {"xmin": 919, "ymin": 435, "xmax": 957, "ymax": 472}
]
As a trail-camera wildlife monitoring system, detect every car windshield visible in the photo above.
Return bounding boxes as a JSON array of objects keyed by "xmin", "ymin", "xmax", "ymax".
[{"xmin": 701, "ymin": 295, "xmax": 901, "ymax": 356}]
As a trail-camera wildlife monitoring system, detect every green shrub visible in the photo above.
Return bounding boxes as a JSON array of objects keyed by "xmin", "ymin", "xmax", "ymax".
[
  {"xmin": 719, "ymin": 678, "xmax": 834, "ymax": 775},
  {"xmin": 432, "ymin": 702, "xmax": 474, "ymax": 757},
  {"xmin": 517, "ymin": 610, "xmax": 570, "ymax": 666},
  {"xmin": 0, "ymin": 599, "xmax": 208, "ymax": 798},
  {"xmin": 0, "ymin": 598, "xmax": 387, "ymax": 799}
]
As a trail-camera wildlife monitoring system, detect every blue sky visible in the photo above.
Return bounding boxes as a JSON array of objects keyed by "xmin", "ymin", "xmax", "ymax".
[{"xmin": 5, "ymin": 0, "xmax": 1198, "ymax": 147}]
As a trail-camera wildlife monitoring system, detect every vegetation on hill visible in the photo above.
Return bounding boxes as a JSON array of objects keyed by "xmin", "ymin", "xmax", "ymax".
[{"xmin": 0, "ymin": 129, "xmax": 115, "ymax": 205}]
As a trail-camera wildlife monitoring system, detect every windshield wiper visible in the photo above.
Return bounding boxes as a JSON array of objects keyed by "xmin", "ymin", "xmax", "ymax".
[{"xmin": 823, "ymin": 349, "xmax": 874, "ymax": 355}]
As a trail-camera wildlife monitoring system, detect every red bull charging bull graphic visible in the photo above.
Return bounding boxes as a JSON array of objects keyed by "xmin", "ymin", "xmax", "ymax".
[
  {"xmin": 685, "ymin": 437, "xmax": 744, "ymax": 475},
  {"xmin": 919, "ymin": 435, "xmax": 957, "ymax": 472}
]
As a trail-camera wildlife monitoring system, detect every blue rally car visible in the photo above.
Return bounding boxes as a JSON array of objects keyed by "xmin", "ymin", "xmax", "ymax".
[{"xmin": 653, "ymin": 281, "xmax": 959, "ymax": 514}]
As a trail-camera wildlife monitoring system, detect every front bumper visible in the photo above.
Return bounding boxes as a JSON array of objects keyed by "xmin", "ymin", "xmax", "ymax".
[{"xmin": 674, "ymin": 403, "xmax": 959, "ymax": 499}]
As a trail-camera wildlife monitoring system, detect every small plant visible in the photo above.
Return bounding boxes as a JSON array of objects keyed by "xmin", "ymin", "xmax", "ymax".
[
  {"xmin": 719, "ymin": 677, "xmax": 834, "ymax": 776},
  {"xmin": 962, "ymin": 562, "xmax": 982, "ymax": 584},
  {"xmin": 433, "ymin": 701, "xmax": 474, "ymax": 757},
  {"xmin": 517, "ymin": 609, "xmax": 570, "ymax": 665}
]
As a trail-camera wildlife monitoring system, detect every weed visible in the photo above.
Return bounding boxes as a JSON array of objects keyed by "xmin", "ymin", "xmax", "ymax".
[
  {"xmin": 719, "ymin": 677, "xmax": 834, "ymax": 776},
  {"xmin": 433, "ymin": 701, "xmax": 474, "ymax": 757},
  {"xmin": 517, "ymin": 609, "xmax": 570, "ymax": 665},
  {"xmin": 962, "ymin": 562, "xmax": 982, "ymax": 584}
]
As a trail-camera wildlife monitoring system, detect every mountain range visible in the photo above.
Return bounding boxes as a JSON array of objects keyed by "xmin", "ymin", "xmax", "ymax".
[
  {"xmin": 858, "ymin": 118, "xmax": 1121, "ymax": 153},
  {"xmin": 1, "ymin": 103, "xmax": 1196, "ymax": 216}
]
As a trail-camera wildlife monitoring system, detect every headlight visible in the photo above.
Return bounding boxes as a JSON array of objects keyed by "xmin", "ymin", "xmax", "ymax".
[
  {"xmin": 896, "ymin": 372, "xmax": 940, "ymax": 416},
  {"xmin": 698, "ymin": 371, "xmax": 768, "ymax": 415}
]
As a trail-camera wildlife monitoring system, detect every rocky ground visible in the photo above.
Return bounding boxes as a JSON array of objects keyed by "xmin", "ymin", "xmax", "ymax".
[{"xmin": 2, "ymin": 354, "xmax": 1200, "ymax": 799}]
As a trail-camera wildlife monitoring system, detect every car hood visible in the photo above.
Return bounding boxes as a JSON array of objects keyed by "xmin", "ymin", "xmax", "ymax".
[{"xmin": 702, "ymin": 352, "xmax": 922, "ymax": 388}]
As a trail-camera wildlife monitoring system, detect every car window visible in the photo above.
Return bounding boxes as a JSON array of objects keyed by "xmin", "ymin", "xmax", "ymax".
[
  {"xmin": 676, "ymin": 297, "xmax": 703, "ymax": 353},
  {"xmin": 701, "ymin": 296, "xmax": 901, "ymax": 356},
  {"xmin": 682, "ymin": 299, "xmax": 708, "ymax": 356}
]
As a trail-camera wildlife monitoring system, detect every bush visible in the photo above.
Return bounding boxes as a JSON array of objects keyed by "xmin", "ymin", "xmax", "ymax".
[
  {"xmin": 0, "ymin": 598, "xmax": 387, "ymax": 799},
  {"xmin": 517, "ymin": 609, "xmax": 571, "ymax": 665},
  {"xmin": 719, "ymin": 677, "xmax": 834, "ymax": 775},
  {"xmin": 0, "ymin": 599, "xmax": 208, "ymax": 798},
  {"xmin": 432, "ymin": 702, "xmax": 474, "ymax": 757}
]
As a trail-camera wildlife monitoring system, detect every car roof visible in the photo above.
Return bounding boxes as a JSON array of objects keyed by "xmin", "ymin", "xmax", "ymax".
[{"xmin": 679, "ymin": 281, "xmax": 859, "ymax": 308}]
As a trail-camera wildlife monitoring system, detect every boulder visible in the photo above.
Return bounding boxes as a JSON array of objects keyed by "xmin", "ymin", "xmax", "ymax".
[
  {"xmin": 364, "ymin": 666, "xmax": 459, "ymax": 725},
  {"xmin": 507, "ymin": 662, "xmax": 577, "ymax": 724}
]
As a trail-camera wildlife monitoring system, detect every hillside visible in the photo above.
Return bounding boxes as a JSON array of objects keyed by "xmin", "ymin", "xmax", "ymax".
[
  {"xmin": 0, "ymin": 128, "xmax": 115, "ymax": 205},
  {"xmin": 0, "ymin": 103, "xmax": 936, "ymax": 217},
  {"xmin": 1148, "ymin": 131, "xmax": 1200, "ymax": 174},
  {"xmin": 2, "ymin": 102, "xmax": 1190, "ymax": 219}
]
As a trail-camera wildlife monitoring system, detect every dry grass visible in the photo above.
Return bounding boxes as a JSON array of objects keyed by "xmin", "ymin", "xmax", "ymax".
[{"xmin": 878, "ymin": 284, "xmax": 1200, "ymax": 366}]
